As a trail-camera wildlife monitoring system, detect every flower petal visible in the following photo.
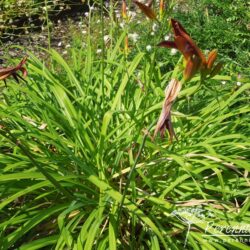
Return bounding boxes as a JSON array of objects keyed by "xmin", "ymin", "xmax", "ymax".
[
  {"xmin": 206, "ymin": 49, "xmax": 217, "ymax": 69},
  {"xmin": 147, "ymin": 0, "xmax": 154, "ymax": 7},
  {"xmin": 171, "ymin": 19, "xmax": 190, "ymax": 37},
  {"xmin": 184, "ymin": 55, "xmax": 201, "ymax": 82},
  {"xmin": 157, "ymin": 41, "xmax": 177, "ymax": 48},
  {"xmin": 133, "ymin": 0, "xmax": 157, "ymax": 20},
  {"xmin": 0, "ymin": 72, "xmax": 12, "ymax": 80},
  {"xmin": 0, "ymin": 57, "xmax": 28, "ymax": 84},
  {"xmin": 171, "ymin": 19, "xmax": 206, "ymax": 63}
]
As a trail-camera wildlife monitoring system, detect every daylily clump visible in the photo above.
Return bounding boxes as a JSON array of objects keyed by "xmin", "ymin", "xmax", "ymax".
[
  {"xmin": 0, "ymin": 57, "xmax": 28, "ymax": 86},
  {"xmin": 158, "ymin": 19, "xmax": 222, "ymax": 82}
]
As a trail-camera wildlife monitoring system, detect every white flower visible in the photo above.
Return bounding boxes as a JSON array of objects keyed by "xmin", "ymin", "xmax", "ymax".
[
  {"xmin": 164, "ymin": 35, "xmax": 170, "ymax": 40},
  {"xmin": 204, "ymin": 49, "xmax": 210, "ymax": 55},
  {"xmin": 82, "ymin": 30, "xmax": 87, "ymax": 34},
  {"xmin": 152, "ymin": 23, "xmax": 158, "ymax": 32},
  {"xmin": 84, "ymin": 12, "xmax": 89, "ymax": 17},
  {"xmin": 128, "ymin": 33, "xmax": 139, "ymax": 42},
  {"xmin": 170, "ymin": 48, "xmax": 177, "ymax": 55},
  {"xmin": 104, "ymin": 35, "xmax": 110, "ymax": 43},
  {"xmin": 146, "ymin": 45, "xmax": 152, "ymax": 52},
  {"xmin": 58, "ymin": 42, "xmax": 62, "ymax": 47},
  {"xmin": 119, "ymin": 22, "xmax": 125, "ymax": 28},
  {"xmin": 150, "ymin": 32, "xmax": 155, "ymax": 36},
  {"xmin": 128, "ymin": 11, "xmax": 137, "ymax": 19},
  {"xmin": 221, "ymin": 81, "xmax": 226, "ymax": 85},
  {"xmin": 96, "ymin": 49, "xmax": 102, "ymax": 54},
  {"xmin": 236, "ymin": 81, "xmax": 241, "ymax": 86}
]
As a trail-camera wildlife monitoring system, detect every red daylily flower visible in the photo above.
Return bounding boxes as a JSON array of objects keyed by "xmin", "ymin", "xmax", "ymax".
[
  {"xmin": 133, "ymin": 0, "xmax": 157, "ymax": 20},
  {"xmin": 0, "ymin": 57, "xmax": 28, "ymax": 86},
  {"xmin": 158, "ymin": 19, "xmax": 222, "ymax": 81}
]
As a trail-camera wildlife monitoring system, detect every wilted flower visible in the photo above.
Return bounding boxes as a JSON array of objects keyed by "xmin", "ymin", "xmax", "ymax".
[
  {"xmin": 154, "ymin": 79, "xmax": 181, "ymax": 141},
  {"xmin": 0, "ymin": 57, "xmax": 28, "ymax": 86},
  {"xmin": 133, "ymin": 0, "xmax": 157, "ymax": 20},
  {"xmin": 158, "ymin": 19, "xmax": 222, "ymax": 82}
]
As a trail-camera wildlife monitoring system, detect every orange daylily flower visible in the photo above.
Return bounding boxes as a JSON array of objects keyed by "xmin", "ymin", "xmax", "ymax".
[
  {"xmin": 158, "ymin": 19, "xmax": 222, "ymax": 81},
  {"xmin": 133, "ymin": 0, "xmax": 157, "ymax": 20},
  {"xmin": 0, "ymin": 57, "xmax": 28, "ymax": 86}
]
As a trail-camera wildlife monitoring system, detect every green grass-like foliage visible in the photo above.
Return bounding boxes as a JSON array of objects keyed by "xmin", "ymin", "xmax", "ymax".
[{"xmin": 0, "ymin": 2, "xmax": 250, "ymax": 250}]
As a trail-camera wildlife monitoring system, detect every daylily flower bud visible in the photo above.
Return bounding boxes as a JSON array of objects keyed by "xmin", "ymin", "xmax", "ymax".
[
  {"xmin": 124, "ymin": 35, "xmax": 129, "ymax": 56},
  {"xmin": 122, "ymin": 0, "xmax": 127, "ymax": 20},
  {"xmin": 207, "ymin": 49, "xmax": 218, "ymax": 69},
  {"xmin": 159, "ymin": 0, "xmax": 165, "ymax": 20}
]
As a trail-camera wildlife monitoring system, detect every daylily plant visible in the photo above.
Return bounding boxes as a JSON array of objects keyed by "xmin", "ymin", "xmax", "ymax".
[
  {"xmin": 158, "ymin": 19, "xmax": 222, "ymax": 82},
  {"xmin": 0, "ymin": 57, "xmax": 28, "ymax": 86}
]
